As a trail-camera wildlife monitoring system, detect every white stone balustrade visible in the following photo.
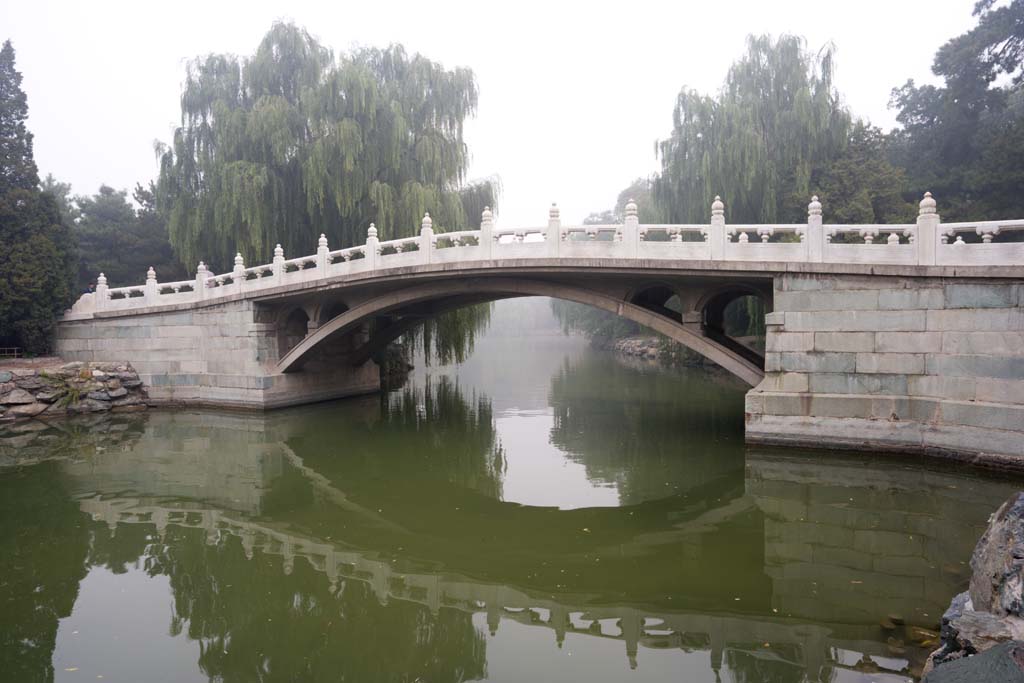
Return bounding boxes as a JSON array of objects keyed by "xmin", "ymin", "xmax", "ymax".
[{"xmin": 66, "ymin": 192, "xmax": 1024, "ymax": 318}]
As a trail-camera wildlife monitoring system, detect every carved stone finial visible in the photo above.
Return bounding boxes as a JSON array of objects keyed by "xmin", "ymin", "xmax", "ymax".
[
  {"xmin": 367, "ymin": 223, "xmax": 378, "ymax": 240},
  {"xmin": 97, "ymin": 272, "xmax": 107, "ymax": 286},
  {"xmin": 808, "ymin": 195, "xmax": 822, "ymax": 217},
  {"xmin": 146, "ymin": 266, "xmax": 156, "ymax": 282},
  {"xmin": 422, "ymin": 212, "xmax": 433, "ymax": 231},
  {"xmin": 549, "ymin": 203, "xmax": 560, "ymax": 220},
  {"xmin": 234, "ymin": 252, "xmax": 244, "ymax": 267},
  {"xmin": 711, "ymin": 195, "xmax": 724, "ymax": 216},
  {"xmin": 274, "ymin": 244, "xmax": 284, "ymax": 258},
  {"xmin": 919, "ymin": 191, "xmax": 937, "ymax": 215},
  {"xmin": 197, "ymin": 261, "xmax": 207, "ymax": 274},
  {"xmin": 318, "ymin": 233, "xmax": 328, "ymax": 249},
  {"xmin": 481, "ymin": 206, "xmax": 493, "ymax": 221},
  {"xmin": 625, "ymin": 198, "xmax": 638, "ymax": 218}
]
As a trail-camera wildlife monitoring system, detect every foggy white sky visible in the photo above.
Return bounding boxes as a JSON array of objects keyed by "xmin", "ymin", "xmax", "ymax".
[{"xmin": 2, "ymin": 0, "xmax": 976, "ymax": 231}]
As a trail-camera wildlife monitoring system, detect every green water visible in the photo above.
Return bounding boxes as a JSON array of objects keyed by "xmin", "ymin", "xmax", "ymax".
[{"xmin": 1, "ymin": 324, "xmax": 1020, "ymax": 683}]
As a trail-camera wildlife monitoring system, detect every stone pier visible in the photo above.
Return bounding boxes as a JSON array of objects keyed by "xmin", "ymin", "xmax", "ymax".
[{"xmin": 746, "ymin": 275, "xmax": 1024, "ymax": 460}]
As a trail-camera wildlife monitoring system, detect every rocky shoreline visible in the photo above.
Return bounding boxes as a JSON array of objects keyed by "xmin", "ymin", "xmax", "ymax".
[
  {"xmin": 0, "ymin": 361, "xmax": 148, "ymax": 422},
  {"xmin": 924, "ymin": 492, "xmax": 1024, "ymax": 681},
  {"xmin": 612, "ymin": 336, "xmax": 710, "ymax": 366}
]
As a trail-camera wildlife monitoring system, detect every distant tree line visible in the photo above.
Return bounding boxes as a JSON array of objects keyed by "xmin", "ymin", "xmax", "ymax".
[
  {"xmin": 556, "ymin": 1, "xmax": 1024, "ymax": 344},
  {"xmin": 3, "ymin": 3, "xmax": 1022, "ymax": 354}
]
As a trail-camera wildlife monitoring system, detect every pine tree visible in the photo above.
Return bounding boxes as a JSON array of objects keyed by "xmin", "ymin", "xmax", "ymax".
[
  {"xmin": 0, "ymin": 40, "xmax": 37, "ymax": 196},
  {"xmin": 0, "ymin": 40, "xmax": 76, "ymax": 354}
]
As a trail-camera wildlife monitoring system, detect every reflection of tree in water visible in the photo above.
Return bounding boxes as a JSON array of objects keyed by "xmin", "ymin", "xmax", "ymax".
[
  {"xmin": 113, "ymin": 525, "xmax": 486, "ymax": 683},
  {"xmin": 724, "ymin": 646, "xmax": 805, "ymax": 683},
  {"xmin": 548, "ymin": 355, "xmax": 746, "ymax": 505},
  {"xmin": 289, "ymin": 375, "xmax": 505, "ymax": 501},
  {"xmin": 0, "ymin": 462, "xmax": 90, "ymax": 682}
]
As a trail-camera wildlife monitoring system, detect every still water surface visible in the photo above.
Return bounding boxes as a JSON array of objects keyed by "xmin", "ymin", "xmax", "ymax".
[{"xmin": 1, "ymin": 305, "xmax": 1021, "ymax": 683}]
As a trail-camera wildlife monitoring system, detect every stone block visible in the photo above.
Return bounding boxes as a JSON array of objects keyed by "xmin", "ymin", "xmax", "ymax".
[
  {"xmin": 764, "ymin": 312, "xmax": 785, "ymax": 326},
  {"xmin": 927, "ymin": 308, "xmax": 1023, "ymax": 332},
  {"xmin": 878, "ymin": 288, "xmax": 945, "ymax": 310},
  {"xmin": 768, "ymin": 520, "xmax": 855, "ymax": 548},
  {"xmin": 924, "ymin": 422, "xmax": 1024, "ymax": 457},
  {"xmin": 941, "ymin": 331, "xmax": 1024, "ymax": 356},
  {"xmin": 0, "ymin": 389, "xmax": 35, "ymax": 405},
  {"xmin": 761, "ymin": 393, "xmax": 810, "ymax": 416},
  {"xmin": 808, "ymin": 373, "xmax": 909, "ymax": 395},
  {"xmin": 944, "ymin": 283, "xmax": 1019, "ymax": 308},
  {"xmin": 780, "ymin": 275, "xmax": 831, "ymax": 291},
  {"xmin": 766, "ymin": 332, "xmax": 814, "ymax": 352},
  {"xmin": 774, "ymin": 289, "xmax": 880, "ymax": 311},
  {"xmin": 812, "ymin": 545, "xmax": 874, "ymax": 571},
  {"xmin": 785, "ymin": 310, "xmax": 926, "ymax": 332},
  {"xmin": 857, "ymin": 353, "xmax": 926, "ymax": 374},
  {"xmin": 926, "ymin": 355, "xmax": 1024, "ymax": 380},
  {"xmin": 909, "ymin": 375, "xmax": 977, "ymax": 401},
  {"xmin": 908, "ymin": 397, "xmax": 943, "ymax": 423},
  {"xmin": 757, "ymin": 372, "xmax": 809, "ymax": 393},
  {"xmin": 872, "ymin": 555, "xmax": 933, "ymax": 577},
  {"xmin": 975, "ymin": 378, "xmax": 1024, "ymax": 405},
  {"xmin": 940, "ymin": 400, "xmax": 1024, "ymax": 432},
  {"xmin": 744, "ymin": 392, "xmax": 764, "ymax": 414},
  {"xmin": 809, "ymin": 394, "xmax": 876, "ymax": 418},
  {"xmin": 853, "ymin": 529, "xmax": 923, "ymax": 557},
  {"xmin": 765, "ymin": 542, "xmax": 814, "ymax": 563},
  {"xmin": 778, "ymin": 352, "xmax": 857, "ymax": 373},
  {"xmin": 875, "ymin": 332, "xmax": 943, "ymax": 353},
  {"xmin": 757, "ymin": 497, "xmax": 809, "ymax": 521},
  {"xmin": 5, "ymin": 402, "xmax": 49, "ymax": 417},
  {"xmin": 814, "ymin": 332, "xmax": 875, "ymax": 352}
]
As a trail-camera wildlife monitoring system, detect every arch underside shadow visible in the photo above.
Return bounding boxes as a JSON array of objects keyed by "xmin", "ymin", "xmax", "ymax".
[{"xmin": 275, "ymin": 278, "xmax": 766, "ymax": 386}]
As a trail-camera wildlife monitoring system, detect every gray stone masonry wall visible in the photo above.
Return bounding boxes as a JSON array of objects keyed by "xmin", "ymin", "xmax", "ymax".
[
  {"xmin": 746, "ymin": 274, "xmax": 1024, "ymax": 461},
  {"xmin": 54, "ymin": 299, "xmax": 380, "ymax": 409}
]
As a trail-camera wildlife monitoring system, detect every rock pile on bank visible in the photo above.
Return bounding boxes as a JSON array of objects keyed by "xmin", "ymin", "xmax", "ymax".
[
  {"xmin": 0, "ymin": 362, "xmax": 147, "ymax": 421},
  {"xmin": 924, "ymin": 491, "xmax": 1024, "ymax": 681},
  {"xmin": 614, "ymin": 337, "xmax": 662, "ymax": 360}
]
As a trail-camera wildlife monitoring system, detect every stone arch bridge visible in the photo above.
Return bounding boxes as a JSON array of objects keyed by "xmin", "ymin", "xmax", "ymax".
[{"xmin": 57, "ymin": 194, "xmax": 1024, "ymax": 459}]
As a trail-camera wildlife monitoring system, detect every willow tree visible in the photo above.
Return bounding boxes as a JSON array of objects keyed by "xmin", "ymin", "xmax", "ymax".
[
  {"xmin": 156, "ymin": 23, "xmax": 495, "ymax": 270},
  {"xmin": 653, "ymin": 35, "xmax": 850, "ymax": 224}
]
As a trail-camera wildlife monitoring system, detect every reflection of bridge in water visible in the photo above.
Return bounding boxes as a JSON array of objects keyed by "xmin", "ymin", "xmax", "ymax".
[
  {"xmin": 79, "ymin": 495, "xmax": 906, "ymax": 680},
  {"xmin": 53, "ymin": 407, "xmax": 1014, "ymax": 681}
]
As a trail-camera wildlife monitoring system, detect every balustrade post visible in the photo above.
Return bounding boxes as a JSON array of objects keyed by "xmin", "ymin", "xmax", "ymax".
[
  {"xmin": 546, "ymin": 203, "xmax": 561, "ymax": 257},
  {"xmin": 273, "ymin": 244, "xmax": 284, "ymax": 283},
  {"xmin": 366, "ymin": 224, "xmax": 379, "ymax": 269},
  {"xmin": 144, "ymin": 267, "xmax": 158, "ymax": 304},
  {"xmin": 480, "ymin": 206, "xmax": 494, "ymax": 259},
  {"xmin": 709, "ymin": 195, "xmax": 726, "ymax": 260},
  {"xmin": 916, "ymin": 192, "xmax": 939, "ymax": 265},
  {"xmin": 95, "ymin": 273, "xmax": 108, "ymax": 311},
  {"xmin": 233, "ymin": 252, "xmax": 245, "ymax": 292},
  {"xmin": 317, "ymin": 234, "xmax": 329, "ymax": 272},
  {"xmin": 194, "ymin": 262, "xmax": 209, "ymax": 300},
  {"xmin": 419, "ymin": 213, "xmax": 434, "ymax": 264},
  {"xmin": 623, "ymin": 198, "xmax": 639, "ymax": 258},
  {"xmin": 807, "ymin": 196, "xmax": 824, "ymax": 262}
]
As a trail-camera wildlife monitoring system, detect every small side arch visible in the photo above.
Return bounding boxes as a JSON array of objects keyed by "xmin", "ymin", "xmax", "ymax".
[{"xmin": 277, "ymin": 307, "xmax": 311, "ymax": 357}]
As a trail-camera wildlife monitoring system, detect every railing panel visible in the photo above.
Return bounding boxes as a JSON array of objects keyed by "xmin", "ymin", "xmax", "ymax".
[
  {"xmin": 638, "ymin": 241, "xmax": 711, "ymax": 260},
  {"xmin": 937, "ymin": 243, "xmax": 1024, "ymax": 266},
  {"xmin": 725, "ymin": 242, "xmax": 807, "ymax": 262},
  {"xmin": 825, "ymin": 243, "xmax": 916, "ymax": 265}
]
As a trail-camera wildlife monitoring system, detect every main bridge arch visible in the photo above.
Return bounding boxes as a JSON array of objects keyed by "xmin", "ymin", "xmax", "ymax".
[{"xmin": 274, "ymin": 277, "xmax": 767, "ymax": 386}]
